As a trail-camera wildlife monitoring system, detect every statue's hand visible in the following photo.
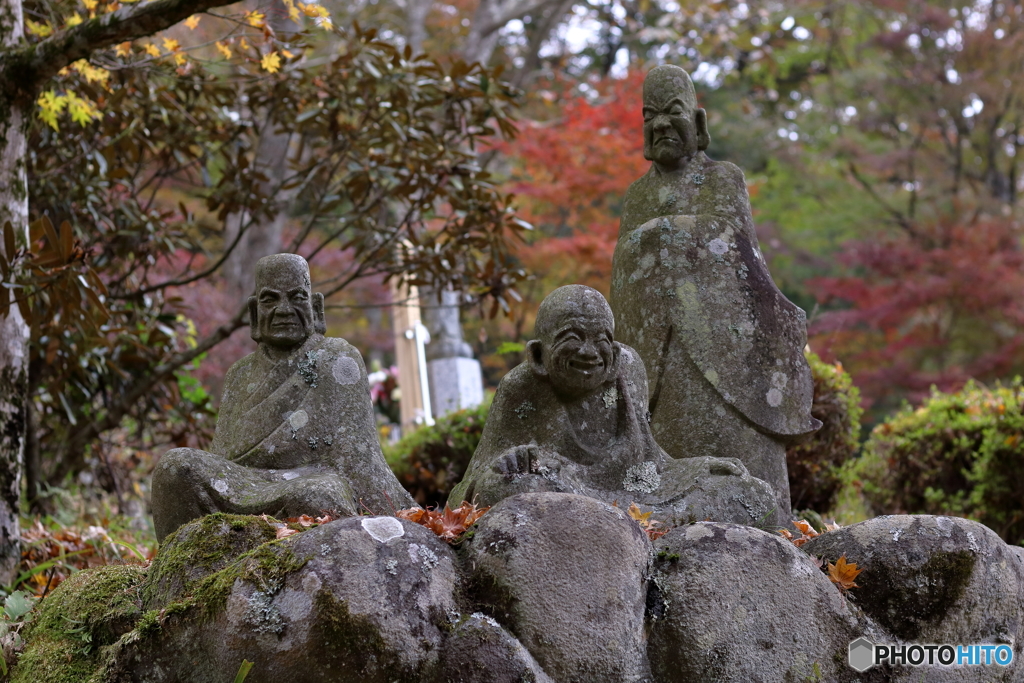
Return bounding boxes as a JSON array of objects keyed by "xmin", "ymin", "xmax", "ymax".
[
  {"xmin": 709, "ymin": 458, "xmax": 746, "ymax": 477},
  {"xmin": 494, "ymin": 445, "xmax": 538, "ymax": 477}
]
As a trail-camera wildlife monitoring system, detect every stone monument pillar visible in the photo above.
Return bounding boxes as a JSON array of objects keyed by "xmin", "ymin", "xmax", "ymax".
[
  {"xmin": 391, "ymin": 280, "xmax": 434, "ymax": 432},
  {"xmin": 421, "ymin": 287, "xmax": 484, "ymax": 416}
]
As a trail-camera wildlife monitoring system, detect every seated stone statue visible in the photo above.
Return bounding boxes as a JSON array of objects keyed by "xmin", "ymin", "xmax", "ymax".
[
  {"xmin": 151, "ymin": 254, "xmax": 415, "ymax": 539},
  {"xmin": 449, "ymin": 285, "xmax": 779, "ymax": 527}
]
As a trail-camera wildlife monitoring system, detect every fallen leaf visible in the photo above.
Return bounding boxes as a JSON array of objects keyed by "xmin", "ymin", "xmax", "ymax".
[
  {"xmin": 627, "ymin": 502, "xmax": 667, "ymax": 540},
  {"xmin": 275, "ymin": 527, "xmax": 298, "ymax": 539},
  {"xmin": 215, "ymin": 41, "xmax": 232, "ymax": 59},
  {"xmin": 828, "ymin": 555, "xmax": 862, "ymax": 592},
  {"xmin": 261, "ymin": 51, "xmax": 281, "ymax": 74},
  {"xmin": 396, "ymin": 503, "xmax": 489, "ymax": 543},
  {"xmin": 184, "ymin": 14, "xmax": 200, "ymax": 29}
]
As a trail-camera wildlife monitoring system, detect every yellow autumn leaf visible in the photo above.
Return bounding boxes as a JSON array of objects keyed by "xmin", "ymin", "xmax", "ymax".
[
  {"xmin": 163, "ymin": 37, "xmax": 180, "ymax": 52},
  {"xmin": 174, "ymin": 52, "xmax": 187, "ymax": 65},
  {"xmin": 319, "ymin": 17, "xmax": 333, "ymax": 31},
  {"xmin": 281, "ymin": 49, "xmax": 295, "ymax": 59},
  {"xmin": 300, "ymin": 2, "xmax": 327, "ymax": 17},
  {"xmin": 114, "ymin": 42, "xmax": 132, "ymax": 57},
  {"xmin": 287, "ymin": 4, "xmax": 300, "ymax": 22},
  {"xmin": 65, "ymin": 91, "xmax": 101, "ymax": 127},
  {"xmin": 71, "ymin": 59, "xmax": 110, "ymax": 86},
  {"xmin": 238, "ymin": 37, "xmax": 250, "ymax": 51},
  {"xmin": 37, "ymin": 90, "xmax": 68, "ymax": 131},
  {"xmin": 827, "ymin": 555, "xmax": 863, "ymax": 592},
  {"xmin": 66, "ymin": 12, "xmax": 83, "ymax": 27},
  {"xmin": 245, "ymin": 10, "xmax": 264, "ymax": 27},
  {"xmin": 261, "ymin": 51, "xmax": 281, "ymax": 73},
  {"xmin": 26, "ymin": 19, "xmax": 53, "ymax": 37},
  {"xmin": 184, "ymin": 14, "xmax": 200, "ymax": 29},
  {"xmin": 144, "ymin": 43, "xmax": 161, "ymax": 57},
  {"xmin": 627, "ymin": 502, "xmax": 653, "ymax": 524},
  {"xmin": 215, "ymin": 41, "xmax": 232, "ymax": 59},
  {"xmin": 82, "ymin": 0, "xmax": 98, "ymax": 10}
]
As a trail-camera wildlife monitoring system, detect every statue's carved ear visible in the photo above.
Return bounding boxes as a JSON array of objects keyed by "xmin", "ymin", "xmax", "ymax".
[
  {"xmin": 526, "ymin": 340, "xmax": 548, "ymax": 378},
  {"xmin": 248, "ymin": 296, "xmax": 261, "ymax": 343},
  {"xmin": 695, "ymin": 108, "xmax": 711, "ymax": 151},
  {"xmin": 312, "ymin": 292, "xmax": 326, "ymax": 334}
]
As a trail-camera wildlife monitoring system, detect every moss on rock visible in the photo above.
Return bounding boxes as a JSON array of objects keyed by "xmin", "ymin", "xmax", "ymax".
[
  {"xmin": 13, "ymin": 564, "xmax": 146, "ymax": 683},
  {"xmin": 142, "ymin": 513, "xmax": 278, "ymax": 609}
]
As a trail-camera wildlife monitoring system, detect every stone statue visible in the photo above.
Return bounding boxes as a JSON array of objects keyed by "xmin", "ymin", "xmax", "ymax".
[
  {"xmin": 610, "ymin": 65, "xmax": 820, "ymax": 517},
  {"xmin": 449, "ymin": 285, "xmax": 778, "ymax": 527},
  {"xmin": 151, "ymin": 254, "xmax": 415, "ymax": 539}
]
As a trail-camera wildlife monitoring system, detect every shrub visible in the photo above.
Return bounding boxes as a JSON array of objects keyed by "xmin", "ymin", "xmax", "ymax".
[
  {"xmin": 786, "ymin": 352, "xmax": 863, "ymax": 514},
  {"xmin": 852, "ymin": 379, "xmax": 1024, "ymax": 546},
  {"xmin": 384, "ymin": 398, "xmax": 491, "ymax": 508}
]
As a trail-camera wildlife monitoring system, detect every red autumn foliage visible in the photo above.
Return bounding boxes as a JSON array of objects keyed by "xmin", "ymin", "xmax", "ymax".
[{"xmin": 808, "ymin": 219, "xmax": 1024, "ymax": 408}]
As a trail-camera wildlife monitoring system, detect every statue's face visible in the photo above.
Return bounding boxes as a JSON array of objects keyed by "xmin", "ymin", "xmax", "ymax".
[
  {"xmin": 643, "ymin": 89, "xmax": 700, "ymax": 169},
  {"xmin": 255, "ymin": 272, "xmax": 315, "ymax": 349},
  {"xmin": 542, "ymin": 313, "xmax": 616, "ymax": 397}
]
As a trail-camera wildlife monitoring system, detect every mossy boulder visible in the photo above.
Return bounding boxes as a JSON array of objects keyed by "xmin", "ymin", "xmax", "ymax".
[
  {"xmin": 13, "ymin": 564, "xmax": 146, "ymax": 683},
  {"xmin": 803, "ymin": 515, "xmax": 1024, "ymax": 650}
]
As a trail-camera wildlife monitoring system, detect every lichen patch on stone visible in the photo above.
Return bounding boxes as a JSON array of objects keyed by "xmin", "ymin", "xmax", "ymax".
[
  {"xmin": 361, "ymin": 516, "xmax": 405, "ymax": 543},
  {"xmin": 623, "ymin": 461, "xmax": 661, "ymax": 494}
]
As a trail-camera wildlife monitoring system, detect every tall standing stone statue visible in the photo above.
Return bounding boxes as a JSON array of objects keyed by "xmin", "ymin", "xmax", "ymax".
[
  {"xmin": 421, "ymin": 287, "xmax": 484, "ymax": 416},
  {"xmin": 151, "ymin": 254, "xmax": 415, "ymax": 539},
  {"xmin": 610, "ymin": 65, "xmax": 820, "ymax": 517}
]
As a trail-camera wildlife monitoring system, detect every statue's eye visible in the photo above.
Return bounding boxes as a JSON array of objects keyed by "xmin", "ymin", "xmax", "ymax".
[
  {"xmin": 642, "ymin": 108, "xmax": 655, "ymax": 121},
  {"xmin": 669, "ymin": 105, "xmax": 684, "ymax": 115}
]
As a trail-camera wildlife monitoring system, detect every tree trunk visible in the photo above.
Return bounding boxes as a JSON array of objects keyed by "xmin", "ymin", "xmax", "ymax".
[{"xmin": 0, "ymin": 0, "xmax": 28, "ymax": 584}]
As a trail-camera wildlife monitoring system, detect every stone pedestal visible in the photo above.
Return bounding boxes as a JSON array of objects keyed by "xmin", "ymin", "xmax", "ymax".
[{"xmin": 428, "ymin": 357, "xmax": 484, "ymax": 416}]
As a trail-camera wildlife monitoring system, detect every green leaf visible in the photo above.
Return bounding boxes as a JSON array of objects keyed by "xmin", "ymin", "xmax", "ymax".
[
  {"xmin": 4, "ymin": 590, "xmax": 34, "ymax": 620},
  {"xmin": 234, "ymin": 659, "xmax": 254, "ymax": 683}
]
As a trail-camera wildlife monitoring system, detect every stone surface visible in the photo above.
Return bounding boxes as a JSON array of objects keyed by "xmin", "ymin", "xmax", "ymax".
[
  {"xmin": 125, "ymin": 517, "xmax": 458, "ymax": 682},
  {"xmin": 438, "ymin": 613, "xmax": 554, "ymax": 683},
  {"xmin": 427, "ymin": 356, "xmax": 484, "ymax": 415},
  {"xmin": 609, "ymin": 65, "xmax": 820, "ymax": 517},
  {"xmin": 647, "ymin": 522, "xmax": 879, "ymax": 683},
  {"xmin": 803, "ymin": 515, "xmax": 1024, "ymax": 654},
  {"xmin": 151, "ymin": 254, "xmax": 415, "ymax": 539},
  {"xmin": 462, "ymin": 493, "xmax": 653, "ymax": 682},
  {"xmin": 449, "ymin": 284, "xmax": 781, "ymax": 528}
]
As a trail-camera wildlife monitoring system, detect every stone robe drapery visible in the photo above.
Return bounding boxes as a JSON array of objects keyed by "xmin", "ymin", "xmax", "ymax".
[
  {"xmin": 448, "ymin": 343, "xmax": 778, "ymax": 528},
  {"xmin": 152, "ymin": 334, "xmax": 414, "ymax": 539}
]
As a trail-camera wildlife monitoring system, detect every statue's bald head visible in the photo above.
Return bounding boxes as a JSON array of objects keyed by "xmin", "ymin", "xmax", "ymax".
[
  {"xmin": 641, "ymin": 65, "xmax": 710, "ymax": 167},
  {"xmin": 535, "ymin": 285, "xmax": 614, "ymax": 342},
  {"xmin": 643, "ymin": 64, "xmax": 697, "ymax": 109},
  {"xmin": 529, "ymin": 286, "xmax": 617, "ymax": 397},
  {"xmin": 250, "ymin": 253, "xmax": 326, "ymax": 346},
  {"xmin": 254, "ymin": 253, "xmax": 311, "ymax": 294}
]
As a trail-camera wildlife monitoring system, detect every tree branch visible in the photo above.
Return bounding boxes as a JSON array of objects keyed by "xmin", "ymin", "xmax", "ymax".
[{"xmin": 0, "ymin": 0, "xmax": 244, "ymax": 101}]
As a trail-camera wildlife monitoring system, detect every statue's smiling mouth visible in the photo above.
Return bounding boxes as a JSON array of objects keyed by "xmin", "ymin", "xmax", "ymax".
[{"xmin": 569, "ymin": 358, "xmax": 603, "ymax": 373}]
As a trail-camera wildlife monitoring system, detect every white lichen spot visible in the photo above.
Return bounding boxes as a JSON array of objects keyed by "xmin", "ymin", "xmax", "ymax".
[
  {"xmin": 771, "ymin": 371, "xmax": 789, "ymax": 389},
  {"xmin": 766, "ymin": 388, "xmax": 783, "ymax": 407},
  {"xmin": 282, "ymin": 471, "xmax": 300, "ymax": 481},
  {"xmin": 212, "ymin": 479, "xmax": 229, "ymax": 494},
  {"xmin": 602, "ymin": 385, "xmax": 618, "ymax": 408},
  {"xmin": 704, "ymin": 368, "xmax": 719, "ymax": 386},
  {"xmin": 420, "ymin": 546, "xmax": 439, "ymax": 570},
  {"xmin": 966, "ymin": 531, "xmax": 979, "ymax": 552},
  {"xmin": 385, "ymin": 559, "xmax": 399, "ymax": 575},
  {"xmin": 471, "ymin": 612, "xmax": 501, "ymax": 628},
  {"xmin": 320, "ymin": 544, "xmax": 331, "ymax": 555},
  {"xmin": 247, "ymin": 382, "xmax": 257, "ymax": 393},
  {"xmin": 332, "ymin": 355, "xmax": 360, "ymax": 385},
  {"xmin": 708, "ymin": 238, "xmax": 729, "ymax": 255},
  {"xmin": 288, "ymin": 409, "xmax": 309, "ymax": 430},
  {"xmin": 685, "ymin": 524, "xmax": 714, "ymax": 541},
  {"xmin": 268, "ymin": 444, "xmax": 276, "ymax": 454},
  {"xmin": 714, "ymin": 404, "xmax": 727, "ymax": 417},
  {"xmin": 889, "ymin": 527, "xmax": 903, "ymax": 543},
  {"xmin": 623, "ymin": 461, "xmax": 661, "ymax": 494},
  {"xmin": 361, "ymin": 516, "xmax": 405, "ymax": 543}
]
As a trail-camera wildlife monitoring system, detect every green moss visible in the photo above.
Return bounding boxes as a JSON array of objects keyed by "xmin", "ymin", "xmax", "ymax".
[
  {"xmin": 13, "ymin": 564, "xmax": 146, "ymax": 683},
  {"xmin": 142, "ymin": 513, "xmax": 278, "ymax": 608},
  {"xmin": 308, "ymin": 590, "xmax": 416, "ymax": 681},
  {"xmin": 187, "ymin": 541, "xmax": 309, "ymax": 619}
]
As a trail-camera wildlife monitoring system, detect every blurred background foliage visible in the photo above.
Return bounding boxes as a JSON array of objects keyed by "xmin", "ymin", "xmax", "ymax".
[{"xmin": 4, "ymin": 0, "xmax": 1024, "ymax": 603}]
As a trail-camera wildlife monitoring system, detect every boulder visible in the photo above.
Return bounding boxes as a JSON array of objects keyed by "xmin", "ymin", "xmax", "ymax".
[
  {"xmin": 647, "ymin": 522, "xmax": 878, "ymax": 683},
  {"xmin": 803, "ymin": 515, "xmax": 1024, "ymax": 682},
  {"xmin": 462, "ymin": 492, "xmax": 653, "ymax": 682},
  {"xmin": 438, "ymin": 613, "xmax": 553, "ymax": 683}
]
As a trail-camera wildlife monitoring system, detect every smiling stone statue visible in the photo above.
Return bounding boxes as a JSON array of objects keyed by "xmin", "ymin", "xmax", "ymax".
[
  {"xmin": 610, "ymin": 66, "xmax": 820, "ymax": 518},
  {"xmin": 449, "ymin": 285, "xmax": 778, "ymax": 527},
  {"xmin": 151, "ymin": 253, "xmax": 414, "ymax": 540}
]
